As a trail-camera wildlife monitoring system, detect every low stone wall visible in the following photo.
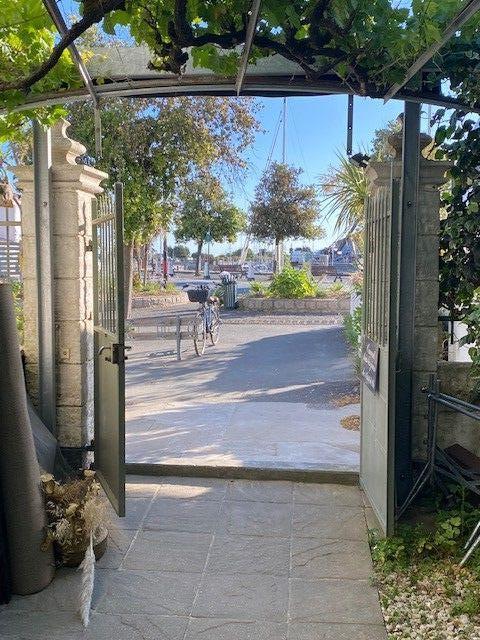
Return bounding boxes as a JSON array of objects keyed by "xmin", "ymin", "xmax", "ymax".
[
  {"xmin": 132, "ymin": 292, "xmax": 189, "ymax": 309},
  {"xmin": 238, "ymin": 296, "xmax": 350, "ymax": 314},
  {"xmin": 436, "ymin": 360, "xmax": 479, "ymax": 456}
]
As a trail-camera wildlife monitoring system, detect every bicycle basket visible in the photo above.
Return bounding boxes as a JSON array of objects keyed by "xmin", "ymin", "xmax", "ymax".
[{"xmin": 187, "ymin": 288, "xmax": 209, "ymax": 303}]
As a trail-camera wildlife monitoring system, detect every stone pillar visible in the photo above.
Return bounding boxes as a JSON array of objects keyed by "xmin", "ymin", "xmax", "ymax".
[
  {"xmin": 367, "ymin": 132, "xmax": 451, "ymax": 460},
  {"xmin": 13, "ymin": 119, "xmax": 108, "ymax": 451}
]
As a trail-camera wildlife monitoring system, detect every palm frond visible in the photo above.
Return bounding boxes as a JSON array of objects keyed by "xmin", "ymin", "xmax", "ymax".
[{"xmin": 318, "ymin": 153, "xmax": 370, "ymax": 234}]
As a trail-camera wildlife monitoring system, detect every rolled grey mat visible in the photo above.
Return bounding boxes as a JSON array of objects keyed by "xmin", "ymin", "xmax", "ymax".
[{"xmin": 0, "ymin": 284, "xmax": 54, "ymax": 594}]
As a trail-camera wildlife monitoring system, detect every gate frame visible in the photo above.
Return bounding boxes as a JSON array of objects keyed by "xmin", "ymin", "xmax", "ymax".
[{"xmin": 28, "ymin": 98, "xmax": 426, "ymax": 530}]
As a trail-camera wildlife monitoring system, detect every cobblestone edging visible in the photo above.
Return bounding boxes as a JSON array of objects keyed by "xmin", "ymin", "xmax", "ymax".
[
  {"xmin": 132, "ymin": 292, "xmax": 189, "ymax": 308},
  {"xmin": 238, "ymin": 296, "xmax": 350, "ymax": 314}
]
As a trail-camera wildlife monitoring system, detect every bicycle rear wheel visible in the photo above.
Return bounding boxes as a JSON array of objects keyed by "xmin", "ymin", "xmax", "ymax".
[
  {"xmin": 193, "ymin": 314, "xmax": 206, "ymax": 356},
  {"xmin": 209, "ymin": 304, "xmax": 220, "ymax": 345}
]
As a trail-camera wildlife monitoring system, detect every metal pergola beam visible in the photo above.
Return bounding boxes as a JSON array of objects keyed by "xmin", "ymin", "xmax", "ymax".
[
  {"xmin": 384, "ymin": 0, "xmax": 480, "ymax": 103},
  {"xmin": 43, "ymin": 0, "xmax": 99, "ymax": 107},
  {"xmin": 6, "ymin": 76, "xmax": 480, "ymax": 114},
  {"xmin": 43, "ymin": 0, "xmax": 102, "ymax": 155},
  {"xmin": 235, "ymin": 0, "xmax": 262, "ymax": 96}
]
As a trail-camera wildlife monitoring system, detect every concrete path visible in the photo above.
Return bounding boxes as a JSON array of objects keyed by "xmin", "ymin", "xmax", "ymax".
[
  {"xmin": 0, "ymin": 476, "xmax": 386, "ymax": 639},
  {"xmin": 126, "ymin": 309, "xmax": 360, "ymax": 472}
]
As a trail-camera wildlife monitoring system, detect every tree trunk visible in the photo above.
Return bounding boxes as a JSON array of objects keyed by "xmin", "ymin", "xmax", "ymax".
[
  {"xmin": 274, "ymin": 238, "xmax": 280, "ymax": 274},
  {"xmin": 195, "ymin": 240, "xmax": 203, "ymax": 276},
  {"xmin": 142, "ymin": 243, "xmax": 149, "ymax": 286},
  {"xmin": 124, "ymin": 243, "xmax": 134, "ymax": 320}
]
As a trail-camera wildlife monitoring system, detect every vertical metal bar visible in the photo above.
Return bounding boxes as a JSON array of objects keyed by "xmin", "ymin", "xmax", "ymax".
[
  {"xmin": 33, "ymin": 120, "xmax": 56, "ymax": 433},
  {"xmin": 115, "ymin": 181, "xmax": 125, "ymax": 516},
  {"xmin": 92, "ymin": 201, "xmax": 99, "ymax": 327},
  {"xmin": 347, "ymin": 95, "xmax": 354, "ymax": 156},
  {"xmin": 387, "ymin": 178, "xmax": 401, "ymax": 534},
  {"xmin": 115, "ymin": 183, "xmax": 125, "ymax": 339},
  {"xmin": 363, "ymin": 198, "xmax": 370, "ymax": 336},
  {"xmin": 395, "ymin": 101, "xmax": 421, "ymax": 506}
]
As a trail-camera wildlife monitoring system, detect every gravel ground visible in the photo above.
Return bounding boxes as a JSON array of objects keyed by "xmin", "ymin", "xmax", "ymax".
[{"xmin": 376, "ymin": 563, "xmax": 480, "ymax": 639}]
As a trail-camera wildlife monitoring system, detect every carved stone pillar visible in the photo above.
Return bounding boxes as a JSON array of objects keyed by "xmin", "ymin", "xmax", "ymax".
[{"xmin": 13, "ymin": 119, "xmax": 108, "ymax": 451}]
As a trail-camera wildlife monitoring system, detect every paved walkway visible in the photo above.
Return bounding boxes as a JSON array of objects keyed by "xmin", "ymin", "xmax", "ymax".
[
  {"xmin": 126, "ymin": 309, "xmax": 360, "ymax": 472},
  {"xmin": 0, "ymin": 476, "xmax": 386, "ymax": 639}
]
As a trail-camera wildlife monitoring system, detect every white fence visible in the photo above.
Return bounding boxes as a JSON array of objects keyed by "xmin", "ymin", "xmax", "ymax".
[{"xmin": 0, "ymin": 204, "xmax": 21, "ymax": 281}]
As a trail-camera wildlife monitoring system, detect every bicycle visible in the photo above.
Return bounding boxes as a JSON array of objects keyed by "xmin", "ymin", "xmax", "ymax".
[{"xmin": 185, "ymin": 285, "xmax": 220, "ymax": 356}]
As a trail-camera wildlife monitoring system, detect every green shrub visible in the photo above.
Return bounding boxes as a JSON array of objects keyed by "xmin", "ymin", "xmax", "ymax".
[
  {"xmin": 269, "ymin": 266, "xmax": 319, "ymax": 299},
  {"xmin": 11, "ymin": 281, "xmax": 24, "ymax": 342},
  {"xmin": 249, "ymin": 281, "xmax": 270, "ymax": 297},
  {"xmin": 344, "ymin": 304, "xmax": 362, "ymax": 350},
  {"xmin": 133, "ymin": 278, "xmax": 178, "ymax": 295},
  {"xmin": 325, "ymin": 282, "xmax": 346, "ymax": 298}
]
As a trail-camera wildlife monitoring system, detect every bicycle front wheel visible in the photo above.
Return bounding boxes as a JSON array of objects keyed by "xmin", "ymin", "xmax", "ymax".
[
  {"xmin": 193, "ymin": 314, "xmax": 206, "ymax": 356},
  {"xmin": 209, "ymin": 304, "xmax": 220, "ymax": 345}
]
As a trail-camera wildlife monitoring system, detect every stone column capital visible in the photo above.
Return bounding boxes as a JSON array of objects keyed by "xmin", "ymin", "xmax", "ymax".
[
  {"xmin": 50, "ymin": 119, "xmax": 108, "ymax": 195},
  {"xmin": 11, "ymin": 118, "xmax": 108, "ymax": 196}
]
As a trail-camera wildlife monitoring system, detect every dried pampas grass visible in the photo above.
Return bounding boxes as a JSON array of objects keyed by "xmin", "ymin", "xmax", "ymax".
[{"xmin": 78, "ymin": 533, "xmax": 95, "ymax": 627}]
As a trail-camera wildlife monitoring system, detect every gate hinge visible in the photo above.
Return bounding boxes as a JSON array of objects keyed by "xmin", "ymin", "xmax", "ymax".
[{"xmin": 86, "ymin": 240, "xmax": 93, "ymax": 252}]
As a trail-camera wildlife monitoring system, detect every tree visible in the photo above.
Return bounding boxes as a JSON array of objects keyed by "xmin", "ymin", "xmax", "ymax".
[
  {"xmin": 175, "ymin": 175, "xmax": 246, "ymax": 274},
  {"xmin": 170, "ymin": 244, "xmax": 190, "ymax": 259},
  {"xmin": 250, "ymin": 162, "xmax": 321, "ymax": 272},
  {"xmin": 318, "ymin": 153, "xmax": 370, "ymax": 236},
  {"xmin": 67, "ymin": 96, "xmax": 259, "ymax": 314}
]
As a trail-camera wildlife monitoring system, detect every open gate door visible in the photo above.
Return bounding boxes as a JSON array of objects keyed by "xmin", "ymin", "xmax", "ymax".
[
  {"xmin": 92, "ymin": 183, "xmax": 126, "ymax": 517},
  {"xmin": 360, "ymin": 179, "xmax": 400, "ymax": 535}
]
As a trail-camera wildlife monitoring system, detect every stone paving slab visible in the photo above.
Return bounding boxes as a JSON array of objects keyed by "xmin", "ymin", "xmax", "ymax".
[
  {"xmin": 126, "ymin": 318, "xmax": 361, "ymax": 473},
  {"xmin": 0, "ymin": 476, "xmax": 386, "ymax": 640}
]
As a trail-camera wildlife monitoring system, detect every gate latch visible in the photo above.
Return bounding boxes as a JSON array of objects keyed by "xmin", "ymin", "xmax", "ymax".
[{"xmin": 109, "ymin": 343, "xmax": 131, "ymax": 364}]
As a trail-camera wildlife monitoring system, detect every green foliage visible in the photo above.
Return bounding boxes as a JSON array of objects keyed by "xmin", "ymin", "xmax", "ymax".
[
  {"xmin": 67, "ymin": 97, "xmax": 258, "ymax": 247},
  {"xmin": 169, "ymin": 244, "xmax": 190, "ymax": 259},
  {"xmin": 319, "ymin": 153, "xmax": 370, "ymax": 235},
  {"xmin": 0, "ymin": 0, "xmax": 78, "ymax": 136},
  {"xmin": 132, "ymin": 276, "xmax": 177, "ymax": 295},
  {"xmin": 0, "ymin": 0, "xmax": 479, "ymax": 139},
  {"xmin": 433, "ymin": 110, "xmax": 480, "ymax": 380},
  {"xmin": 175, "ymin": 174, "xmax": 246, "ymax": 273},
  {"xmin": 250, "ymin": 162, "xmax": 322, "ymax": 245},
  {"xmin": 249, "ymin": 281, "xmax": 270, "ymax": 297},
  {"xmin": 268, "ymin": 266, "xmax": 319, "ymax": 299},
  {"xmin": 10, "ymin": 281, "xmax": 24, "ymax": 341},
  {"xmin": 370, "ymin": 488, "xmax": 480, "ymax": 574},
  {"xmin": 344, "ymin": 305, "xmax": 362, "ymax": 351}
]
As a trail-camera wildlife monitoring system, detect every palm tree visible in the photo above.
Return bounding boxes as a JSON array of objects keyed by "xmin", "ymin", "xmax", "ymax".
[{"xmin": 318, "ymin": 153, "xmax": 370, "ymax": 236}]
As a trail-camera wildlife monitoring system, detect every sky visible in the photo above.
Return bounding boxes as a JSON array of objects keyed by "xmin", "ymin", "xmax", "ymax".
[{"xmin": 165, "ymin": 94, "xmax": 433, "ymax": 256}]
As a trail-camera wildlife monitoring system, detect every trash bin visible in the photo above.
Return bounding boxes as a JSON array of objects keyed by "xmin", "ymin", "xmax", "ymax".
[
  {"xmin": 220, "ymin": 272, "xmax": 237, "ymax": 309},
  {"xmin": 223, "ymin": 281, "xmax": 237, "ymax": 309}
]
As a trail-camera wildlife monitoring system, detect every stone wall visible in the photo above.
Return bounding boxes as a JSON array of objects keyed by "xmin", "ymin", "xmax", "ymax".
[{"xmin": 238, "ymin": 296, "xmax": 350, "ymax": 314}]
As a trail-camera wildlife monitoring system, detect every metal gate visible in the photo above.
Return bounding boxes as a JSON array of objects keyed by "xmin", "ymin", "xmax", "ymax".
[
  {"xmin": 92, "ymin": 183, "xmax": 126, "ymax": 517},
  {"xmin": 360, "ymin": 179, "xmax": 400, "ymax": 535}
]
